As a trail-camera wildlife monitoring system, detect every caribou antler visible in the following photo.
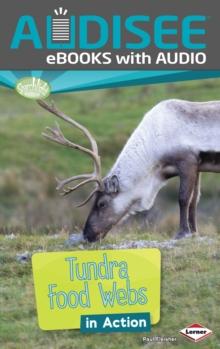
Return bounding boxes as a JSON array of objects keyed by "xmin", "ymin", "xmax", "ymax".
[{"xmin": 37, "ymin": 99, "xmax": 104, "ymax": 206}]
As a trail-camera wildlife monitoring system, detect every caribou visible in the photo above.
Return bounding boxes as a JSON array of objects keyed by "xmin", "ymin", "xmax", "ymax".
[{"xmin": 38, "ymin": 98, "xmax": 220, "ymax": 242}]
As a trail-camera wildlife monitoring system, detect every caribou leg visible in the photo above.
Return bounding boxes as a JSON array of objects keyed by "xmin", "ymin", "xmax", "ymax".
[
  {"xmin": 188, "ymin": 172, "xmax": 201, "ymax": 234},
  {"xmin": 175, "ymin": 154, "xmax": 199, "ymax": 239}
]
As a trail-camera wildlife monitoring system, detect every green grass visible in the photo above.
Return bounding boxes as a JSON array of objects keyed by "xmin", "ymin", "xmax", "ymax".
[{"xmin": 0, "ymin": 231, "xmax": 220, "ymax": 349}]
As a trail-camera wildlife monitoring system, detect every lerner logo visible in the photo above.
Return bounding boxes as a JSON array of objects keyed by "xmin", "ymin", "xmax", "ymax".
[
  {"xmin": 16, "ymin": 77, "xmax": 51, "ymax": 100},
  {"xmin": 179, "ymin": 323, "xmax": 212, "ymax": 343}
]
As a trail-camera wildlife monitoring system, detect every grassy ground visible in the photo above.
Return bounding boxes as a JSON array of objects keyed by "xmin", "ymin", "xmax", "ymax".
[
  {"xmin": 1, "ymin": 79, "xmax": 220, "ymax": 348},
  {"xmin": 0, "ymin": 230, "xmax": 220, "ymax": 349}
]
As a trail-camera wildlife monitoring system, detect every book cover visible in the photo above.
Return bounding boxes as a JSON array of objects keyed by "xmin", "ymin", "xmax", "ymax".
[{"xmin": 0, "ymin": 1, "xmax": 219, "ymax": 348}]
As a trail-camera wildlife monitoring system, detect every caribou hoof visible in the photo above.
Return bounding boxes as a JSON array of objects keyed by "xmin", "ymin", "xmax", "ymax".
[{"xmin": 175, "ymin": 230, "xmax": 192, "ymax": 240}]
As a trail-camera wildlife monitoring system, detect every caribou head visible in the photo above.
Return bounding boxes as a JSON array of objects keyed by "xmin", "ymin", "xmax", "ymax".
[{"xmin": 38, "ymin": 100, "xmax": 126, "ymax": 242}]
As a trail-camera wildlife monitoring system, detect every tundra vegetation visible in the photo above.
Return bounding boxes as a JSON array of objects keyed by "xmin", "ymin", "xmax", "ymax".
[{"xmin": 0, "ymin": 79, "xmax": 220, "ymax": 348}]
